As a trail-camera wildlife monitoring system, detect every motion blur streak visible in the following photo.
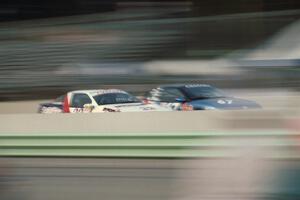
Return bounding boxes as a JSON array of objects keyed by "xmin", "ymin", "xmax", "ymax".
[
  {"xmin": 1, "ymin": 154, "xmax": 300, "ymax": 199},
  {"xmin": 0, "ymin": 0, "xmax": 300, "ymax": 100}
]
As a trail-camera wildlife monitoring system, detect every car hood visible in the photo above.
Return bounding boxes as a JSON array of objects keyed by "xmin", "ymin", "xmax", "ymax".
[
  {"xmin": 94, "ymin": 102, "xmax": 171, "ymax": 112},
  {"xmin": 39, "ymin": 102, "xmax": 63, "ymax": 107},
  {"xmin": 189, "ymin": 97, "xmax": 261, "ymax": 110}
]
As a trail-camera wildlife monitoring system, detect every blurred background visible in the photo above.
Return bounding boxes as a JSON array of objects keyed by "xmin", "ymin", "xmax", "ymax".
[{"xmin": 0, "ymin": 0, "xmax": 300, "ymax": 100}]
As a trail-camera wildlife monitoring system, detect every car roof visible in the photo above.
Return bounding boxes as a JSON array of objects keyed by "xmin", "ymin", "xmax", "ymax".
[
  {"xmin": 157, "ymin": 84, "xmax": 212, "ymax": 89},
  {"xmin": 69, "ymin": 89, "xmax": 127, "ymax": 96}
]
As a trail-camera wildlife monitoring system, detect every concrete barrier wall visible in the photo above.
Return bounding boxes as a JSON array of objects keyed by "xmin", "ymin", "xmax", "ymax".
[
  {"xmin": 0, "ymin": 130, "xmax": 296, "ymax": 158},
  {"xmin": 0, "ymin": 111, "xmax": 291, "ymax": 133},
  {"xmin": 0, "ymin": 100, "xmax": 49, "ymax": 114}
]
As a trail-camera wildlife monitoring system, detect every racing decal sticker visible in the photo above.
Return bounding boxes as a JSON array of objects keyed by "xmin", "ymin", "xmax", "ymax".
[
  {"xmin": 69, "ymin": 108, "xmax": 84, "ymax": 113},
  {"xmin": 115, "ymin": 103, "xmax": 143, "ymax": 108},
  {"xmin": 185, "ymin": 84, "xmax": 210, "ymax": 88},
  {"xmin": 91, "ymin": 89, "xmax": 127, "ymax": 96},
  {"xmin": 141, "ymin": 107, "xmax": 155, "ymax": 111},
  {"xmin": 217, "ymin": 99, "xmax": 233, "ymax": 104},
  {"xmin": 159, "ymin": 102, "xmax": 181, "ymax": 110},
  {"xmin": 103, "ymin": 107, "xmax": 120, "ymax": 112},
  {"xmin": 40, "ymin": 107, "xmax": 63, "ymax": 113}
]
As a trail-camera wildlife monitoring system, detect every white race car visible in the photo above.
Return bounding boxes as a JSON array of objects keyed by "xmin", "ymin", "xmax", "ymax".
[{"xmin": 39, "ymin": 89, "xmax": 171, "ymax": 113}]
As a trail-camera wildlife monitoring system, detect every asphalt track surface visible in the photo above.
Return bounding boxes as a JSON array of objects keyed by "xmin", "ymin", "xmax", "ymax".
[
  {"xmin": 1, "ymin": 157, "xmax": 300, "ymax": 200},
  {"xmin": 0, "ymin": 158, "xmax": 176, "ymax": 200}
]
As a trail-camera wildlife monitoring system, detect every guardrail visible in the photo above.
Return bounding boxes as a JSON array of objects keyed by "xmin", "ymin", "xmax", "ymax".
[{"xmin": 0, "ymin": 131, "xmax": 298, "ymax": 159}]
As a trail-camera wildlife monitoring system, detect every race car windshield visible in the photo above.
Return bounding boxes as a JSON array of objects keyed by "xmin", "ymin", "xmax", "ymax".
[
  {"xmin": 93, "ymin": 93, "xmax": 141, "ymax": 105},
  {"xmin": 183, "ymin": 86, "xmax": 227, "ymax": 100}
]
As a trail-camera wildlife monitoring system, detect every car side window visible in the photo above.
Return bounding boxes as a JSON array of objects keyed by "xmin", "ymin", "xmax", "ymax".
[
  {"xmin": 160, "ymin": 88, "xmax": 185, "ymax": 102},
  {"xmin": 70, "ymin": 93, "xmax": 92, "ymax": 108}
]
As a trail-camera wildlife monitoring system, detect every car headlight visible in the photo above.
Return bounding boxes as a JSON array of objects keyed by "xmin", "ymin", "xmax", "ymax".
[
  {"xmin": 182, "ymin": 103, "xmax": 194, "ymax": 111},
  {"xmin": 202, "ymin": 106, "xmax": 216, "ymax": 110}
]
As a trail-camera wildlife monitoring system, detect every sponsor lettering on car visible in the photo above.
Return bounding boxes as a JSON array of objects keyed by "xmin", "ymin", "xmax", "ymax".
[{"xmin": 90, "ymin": 89, "xmax": 127, "ymax": 96}]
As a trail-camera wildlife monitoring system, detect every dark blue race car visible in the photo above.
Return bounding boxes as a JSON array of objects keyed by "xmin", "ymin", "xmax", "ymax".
[{"xmin": 146, "ymin": 84, "xmax": 261, "ymax": 111}]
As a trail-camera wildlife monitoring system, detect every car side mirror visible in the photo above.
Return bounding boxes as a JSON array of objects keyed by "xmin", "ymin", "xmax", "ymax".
[
  {"xmin": 175, "ymin": 97, "xmax": 186, "ymax": 103},
  {"xmin": 83, "ymin": 104, "xmax": 95, "ymax": 112}
]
